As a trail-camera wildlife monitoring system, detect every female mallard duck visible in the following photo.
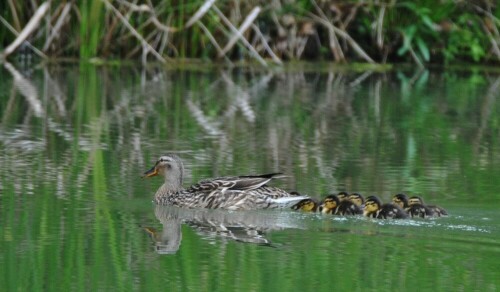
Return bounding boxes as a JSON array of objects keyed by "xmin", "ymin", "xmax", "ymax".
[
  {"xmin": 319, "ymin": 194, "xmax": 362, "ymax": 215},
  {"xmin": 143, "ymin": 154, "xmax": 308, "ymax": 210},
  {"xmin": 392, "ymin": 193, "xmax": 432, "ymax": 218},
  {"xmin": 408, "ymin": 196, "xmax": 448, "ymax": 217},
  {"xmin": 291, "ymin": 198, "xmax": 319, "ymax": 212},
  {"xmin": 364, "ymin": 195, "xmax": 408, "ymax": 219}
]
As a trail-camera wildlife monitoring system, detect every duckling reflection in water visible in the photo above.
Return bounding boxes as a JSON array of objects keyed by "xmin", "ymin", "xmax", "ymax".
[
  {"xmin": 319, "ymin": 194, "xmax": 362, "ymax": 215},
  {"xmin": 364, "ymin": 196, "xmax": 408, "ymax": 219}
]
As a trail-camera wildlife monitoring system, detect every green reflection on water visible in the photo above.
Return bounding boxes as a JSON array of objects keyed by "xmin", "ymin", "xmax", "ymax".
[{"xmin": 0, "ymin": 63, "xmax": 499, "ymax": 291}]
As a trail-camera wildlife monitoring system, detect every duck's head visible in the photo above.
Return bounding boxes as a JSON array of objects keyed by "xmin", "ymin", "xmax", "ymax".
[
  {"xmin": 336, "ymin": 191, "xmax": 349, "ymax": 202},
  {"xmin": 348, "ymin": 193, "xmax": 365, "ymax": 207},
  {"xmin": 143, "ymin": 154, "xmax": 185, "ymax": 189},
  {"xmin": 408, "ymin": 196, "xmax": 424, "ymax": 206},
  {"xmin": 319, "ymin": 195, "xmax": 339, "ymax": 214},
  {"xmin": 392, "ymin": 193, "xmax": 409, "ymax": 208},
  {"xmin": 363, "ymin": 196, "xmax": 382, "ymax": 216},
  {"xmin": 291, "ymin": 198, "xmax": 319, "ymax": 212}
]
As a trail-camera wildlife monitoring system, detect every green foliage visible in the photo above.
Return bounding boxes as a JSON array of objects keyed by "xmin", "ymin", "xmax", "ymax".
[
  {"xmin": 444, "ymin": 14, "xmax": 487, "ymax": 63},
  {"xmin": 394, "ymin": 3, "xmax": 435, "ymax": 62},
  {"xmin": 79, "ymin": 0, "xmax": 104, "ymax": 59},
  {"xmin": 0, "ymin": 0, "xmax": 498, "ymax": 64}
]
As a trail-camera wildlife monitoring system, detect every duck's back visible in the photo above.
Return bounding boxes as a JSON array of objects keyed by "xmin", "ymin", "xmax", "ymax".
[
  {"xmin": 187, "ymin": 173, "xmax": 282, "ymax": 192},
  {"xmin": 163, "ymin": 186, "xmax": 307, "ymax": 210}
]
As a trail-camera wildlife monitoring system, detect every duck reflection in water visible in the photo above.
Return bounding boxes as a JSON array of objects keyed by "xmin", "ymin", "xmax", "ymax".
[{"xmin": 143, "ymin": 205, "xmax": 308, "ymax": 254}]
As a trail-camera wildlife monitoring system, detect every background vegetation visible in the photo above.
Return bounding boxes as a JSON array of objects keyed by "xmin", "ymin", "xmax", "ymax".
[{"xmin": 1, "ymin": 0, "xmax": 499, "ymax": 66}]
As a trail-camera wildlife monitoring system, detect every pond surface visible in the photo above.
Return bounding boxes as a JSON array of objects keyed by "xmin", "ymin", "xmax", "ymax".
[{"xmin": 1, "ymin": 62, "xmax": 499, "ymax": 291}]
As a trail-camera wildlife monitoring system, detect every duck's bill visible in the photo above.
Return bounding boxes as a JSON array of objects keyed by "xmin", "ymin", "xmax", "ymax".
[
  {"xmin": 143, "ymin": 227, "xmax": 158, "ymax": 237},
  {"xmin": 142, "ymin": 166, "xmax": 158, "ymax": 178}
]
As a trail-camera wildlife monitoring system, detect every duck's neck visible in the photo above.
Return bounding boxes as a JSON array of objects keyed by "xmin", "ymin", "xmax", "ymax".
[{"xmin": 155, "ymin": 174, "xmax": 183, "ymax": 200}]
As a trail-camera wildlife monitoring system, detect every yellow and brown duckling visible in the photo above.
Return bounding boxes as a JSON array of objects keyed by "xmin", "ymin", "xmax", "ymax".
[
  {"xmin": 409, "ymin": 196, "xmax": 448, "ymax": 217},
  {"xmin": 348, "ymin": 193, "xmax": 365, "ymax": 208},
  {"xmin": 336, "ymin": 191, "xmax": 350, "ymax": 202},
  {"xmin": 392, "ymin": 193, "xmax": 425, "ymax": 218},
  {"xmin": 364, "ymin": 195, "xmax": 408, "ymax": 219},
  {"xmin": 393, "ymin": 194, "xmax": 448, "ymax": 218},
  {"xmin": 392, "ymin": 193, "xmax": 431, "ymax": 218},
  {"xmin": 318, "ymin": 194, "xmax": 362, "ymax": 215},
  {"xmin": 291, "ymin": 198, "xmax": 320, "ymax": 212},
  {"xmin": 392, "ymin": 193, "xmax": 409, "ymax": 209}
]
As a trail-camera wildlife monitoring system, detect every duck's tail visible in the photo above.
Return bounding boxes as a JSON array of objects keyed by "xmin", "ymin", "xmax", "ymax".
[{"xmin": 270, "ymin": 195, "xmax": 310, "ymax": 208}]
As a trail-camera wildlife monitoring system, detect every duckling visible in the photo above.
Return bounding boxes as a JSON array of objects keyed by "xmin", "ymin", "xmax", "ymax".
[
  {"xmin": 336, "ymin": 191, "xmax": 349, "ymax": 202},
  {"xmin": 348, "ymin": 193, "xmax": 365, "ymax": 208},
  {"xmin": 318, "ymin": 195, "xmax": 362, "ymax": 215},
  {"xmin": 291, "ymin": 198, "xmax": 319, "ymax": 212},
  {"xmin": 392, "ymin": 193, "xmax": 409, "ymax": 209},
  {"xmin": 363, "ymin": 196, "xmax": 381, "ymax": 218},
  {"xmin": 364, "ymin": 196, "xmax": 408, "ymax": 219},
  {"xmin": 409, "ymin": 196, "xmax": 448, "ymax": 217},
  {"xmin": 318, "ymin": 195, "xmax": 338, "ymax": 214},
  {"xmin": 392, "ymin": 193, "xmax": 430, "ymax": 218}
]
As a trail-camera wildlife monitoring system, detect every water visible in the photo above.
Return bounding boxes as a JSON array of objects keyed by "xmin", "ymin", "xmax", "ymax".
[{"xmin": 1, "ymin": 63, "xmax": 499, "ymax": 291}]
